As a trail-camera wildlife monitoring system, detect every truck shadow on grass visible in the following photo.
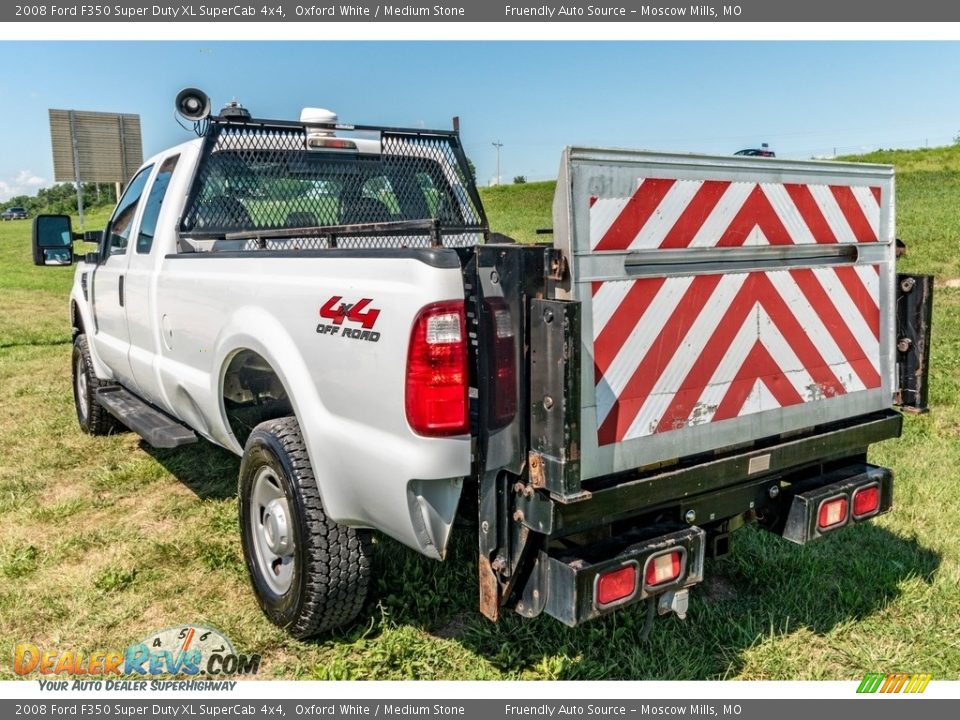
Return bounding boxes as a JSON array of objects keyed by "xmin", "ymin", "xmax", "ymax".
[
  {"xmin": 143, "ymin": 441, "xmax": 240, "ymax": 501},
  {"xmin": 368, "ymin": 522, "xmax": 940, "ymax": 680}
]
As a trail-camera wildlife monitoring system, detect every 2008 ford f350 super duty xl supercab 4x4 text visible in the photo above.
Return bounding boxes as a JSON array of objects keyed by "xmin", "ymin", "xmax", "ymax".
[{"xmin": 32, "ymin": 90, "xmax": 933, "ymax": 638}]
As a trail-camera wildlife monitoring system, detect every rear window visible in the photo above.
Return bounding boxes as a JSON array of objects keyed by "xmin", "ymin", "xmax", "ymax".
[{"xmin": 181, "ymin": 149, "xmax": 472, "ymax": 235}]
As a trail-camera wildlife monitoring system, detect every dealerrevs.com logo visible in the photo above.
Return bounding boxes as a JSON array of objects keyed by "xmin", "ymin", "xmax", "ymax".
[{"xmin": 14, "ymin": 626, "xmax": 260, "ymax": 689}]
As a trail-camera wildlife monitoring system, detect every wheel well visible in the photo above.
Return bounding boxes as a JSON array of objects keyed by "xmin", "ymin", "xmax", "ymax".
[
  {"xmin": 222, "ymin": 350, "xmax": 294, "ymax": 447},
  {"xmin": 71, "ymin": 301, "xmax": 84, "ymax": 338}
]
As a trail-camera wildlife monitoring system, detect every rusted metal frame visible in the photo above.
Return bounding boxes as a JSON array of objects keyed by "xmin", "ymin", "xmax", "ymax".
[{"xmin": 895, "ymin": 274, "xmax": 933, "ymax": 413}]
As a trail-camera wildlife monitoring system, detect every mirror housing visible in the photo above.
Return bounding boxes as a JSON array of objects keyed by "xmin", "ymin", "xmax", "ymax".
[
  {"xmin": 32, "ymin": 215, "xmax": 103, "ymax": 266},
  {"xmin": 32, "ymin": 214, "xmax": 75, "ymax": 266}
]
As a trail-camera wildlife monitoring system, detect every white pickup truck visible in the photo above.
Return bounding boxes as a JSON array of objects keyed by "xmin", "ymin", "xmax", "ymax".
[{"xmin": 33, "ymin": 91, "xmax": 932, "ymax": 638}]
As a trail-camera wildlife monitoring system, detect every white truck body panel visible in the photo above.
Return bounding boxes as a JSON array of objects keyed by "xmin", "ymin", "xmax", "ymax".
[
  {"xmin": 70, "ymin": 138, "xmax": 471, "ymax": 559},
  {"xmin": 553, "ymin": 148, "xmax": 896, "ymax": 480}
]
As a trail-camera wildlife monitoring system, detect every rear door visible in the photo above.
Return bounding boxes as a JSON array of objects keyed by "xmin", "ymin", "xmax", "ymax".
[
  {"xmin": 92, "ymin": 164, "xmax": 153, "ymax": 392},
  {"xmin": 553, "ymin": 148, "xmax": 895, "ymax": 480}
]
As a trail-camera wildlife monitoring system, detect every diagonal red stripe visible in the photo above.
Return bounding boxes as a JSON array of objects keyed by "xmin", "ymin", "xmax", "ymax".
[
  {"xmin": 594, "ymin": 178, "xmax": 676, "ymax": 252},
  {"xmin": 716, "ymin": 185, "xmax": 794, "ymax": 246},
  {"xmin": 832, "ymin": 266, "xmax": 881, "ymax": 340},
  {"xmin": 658, "ymin": 180, "xmax": 731, "ymax": 248},
  {"xmin": 788, "ymin": 269, "xmax": 881, "ymax": 388},
  {"xmin": 638, "ymin": 273, "xmax": 845, "ymax": 437},
  {"xmin": 597, "ymin": 274, "xmax": 723, "ymax": 445},
  {"xmin": 871, "ymin": 186, "xmax": 881, "ymax": 205},
  {"xmin": 830, "ymin": 185, "xmax": 878, "ymax": 242},
  {"xmin": 593, "ymin": 278, "xmax": 667, "ymax": 384},
  {"xmin": 784, "ymin": 183, "xmax": 838, "ymax": 244},
  {"xmin": 712, "ymin": 342, "xmax": 804, "ymax": 422}
]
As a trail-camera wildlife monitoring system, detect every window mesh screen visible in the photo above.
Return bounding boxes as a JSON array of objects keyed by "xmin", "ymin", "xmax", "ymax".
[{"xmin": 180, "ymin": 121, "xmax": 485, "ymax": 250}]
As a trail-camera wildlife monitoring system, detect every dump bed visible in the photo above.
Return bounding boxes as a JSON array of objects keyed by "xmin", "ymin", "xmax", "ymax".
[{"xmin": 553, "ymin": 148, "xmax": 895, "ymax": 480}]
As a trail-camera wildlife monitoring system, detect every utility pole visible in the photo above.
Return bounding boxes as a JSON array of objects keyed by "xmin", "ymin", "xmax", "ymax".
[{"xmin": 492, "ymin": 140, "xmax": 503, "ymax": 186}]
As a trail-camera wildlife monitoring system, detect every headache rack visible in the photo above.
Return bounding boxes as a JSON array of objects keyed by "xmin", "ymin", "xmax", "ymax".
[{"xmin": 178, "ymin": 115, "xmax": 489, "ymax": 251}]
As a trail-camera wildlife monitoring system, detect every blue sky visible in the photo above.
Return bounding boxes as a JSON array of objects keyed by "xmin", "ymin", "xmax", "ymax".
[{"xmin": 3, "ymin": 41, "xmax": 960, "ymax": 199}]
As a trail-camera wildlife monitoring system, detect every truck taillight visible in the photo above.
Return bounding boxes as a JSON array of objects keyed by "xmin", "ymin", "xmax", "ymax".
[
  {"xmin": 852, "ymin": 485, "xmax": 880, "ymax": 518},
  {"xmin": 405, "ymin": 301, "xmax": 469, "ymax": 436},
  {"xmin": 817, "ymin": 496, "xmax": 848, "ymax": 530},
  {"xmin": 644, "ymin": 551, "xmax": 682, "ymax": 588},
  {"xmin": 596, "ymin": 563, "xmax": 638, "ymax": 607}
]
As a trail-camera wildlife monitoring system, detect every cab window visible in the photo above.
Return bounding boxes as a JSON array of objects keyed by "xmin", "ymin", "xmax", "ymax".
[
  {"xmin": 106, "ymin": 165, "xmax": 153, "ymax": 257},
  {"xmin": 137, "ymin": 156, "xmax": 179, "ymax": 254}
]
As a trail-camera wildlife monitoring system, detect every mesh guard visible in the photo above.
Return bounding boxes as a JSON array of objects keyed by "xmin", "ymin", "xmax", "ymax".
[{"xmin": 179, "ymin": 119, "xmax": 486, "ymax": 251}]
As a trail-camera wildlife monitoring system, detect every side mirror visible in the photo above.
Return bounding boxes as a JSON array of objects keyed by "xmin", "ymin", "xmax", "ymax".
[{"xmin": 32, "ymin": 214, "xmax": 75, "ymax": 266}]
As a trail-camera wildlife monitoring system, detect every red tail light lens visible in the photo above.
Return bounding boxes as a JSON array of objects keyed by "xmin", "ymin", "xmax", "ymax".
[
  {"xmin": 405, "ymin": 301, "xmax": 469, "ymax": 436},
  {"xmin": 644, "ymin": 551, "xmax": 682, "ymax": 588},
  {"xmin": 817, "ymin": 496, "xmax": 848, "ymax": 530},
  {"xmin": 853, "ymin": 485, "xmax": 880, "ymax": 518},
  {"xmin": 596, "ymin": 564, "xmax": 638, "ymax": 606}
]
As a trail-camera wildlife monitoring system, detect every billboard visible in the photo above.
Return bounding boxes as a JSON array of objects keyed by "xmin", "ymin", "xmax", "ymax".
[{"xmin": 49, "ymin": 109, "xmax": 143, "ymax": 184}]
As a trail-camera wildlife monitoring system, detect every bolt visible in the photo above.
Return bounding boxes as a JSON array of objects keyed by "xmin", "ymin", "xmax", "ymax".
[
  {"xmin": 490, "ymin": 270, "xmax": 499, "ymax": 285},
  {"xmin": 532, "ymin": 589, "xmax": 540, "ymax": 600},
  {"xmin": 684, "ymin": 509, "xmax": 697, "ymax": 524},
  {"xmin": 900, "ymin": 277, "xmax": 916, "ymax": 293},
  {"xmin": 543, "ymin": 308, "xmax": 554, "ymax": 324},
  {"xmin": 543, "ymin": 395, "xmax": 555, "ymax": 410},
  {"xmin": 768, "ymin": 485, "xmax": 780, "ymax": 499},
  {"xmin": 481, "ymin": 521, "xmax": 489, "ymax": 534},
  {"xmin": 513, "ymin": 482, "xmax": 525, "ymax": 494},
  {"xmin": 897, "ymin": 337, "xmax": 913, "ymax": 353},
  {"xmin": 513, "ymin": 510, "xmax": 525, "ymax": 523},
  {"xmin": 749, "ymin": 501, "xmax": 755, "ymax": 509},
  {"xmin": 517, "ymin": 602, "xmax": 525, "ymax": 612},
  {"xmin": 523, "ymin": 486, "xmax": 535, "ymax": 499}
]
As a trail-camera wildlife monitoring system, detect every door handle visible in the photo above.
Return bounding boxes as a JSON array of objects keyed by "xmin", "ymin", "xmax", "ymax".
[{"xmin": 119, "ymin": 275, "xmax": 124, "ymax": 307}]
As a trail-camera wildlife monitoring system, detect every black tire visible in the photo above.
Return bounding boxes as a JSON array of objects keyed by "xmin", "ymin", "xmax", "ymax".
[
  {"xmin": 239, "ymin": 417, "xmax": 373, "ymax": 638},
  {"xmin": 72, "ymin": 334, "xmax": 115, "ymax": 435}
]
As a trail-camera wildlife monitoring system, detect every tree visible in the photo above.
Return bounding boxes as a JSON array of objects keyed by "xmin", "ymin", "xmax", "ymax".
[{"xmin": 513, "ymin": 175, "xmax": 527, "ymax": 184}]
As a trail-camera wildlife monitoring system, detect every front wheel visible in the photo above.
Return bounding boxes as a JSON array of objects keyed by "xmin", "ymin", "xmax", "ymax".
[
  {"xmin": 72, "ymin": 334, "xmax": 115, "ymax": 435},
  {"xmin": 239, "ymin": 417, "xmax": 373, "ymax": 638}
]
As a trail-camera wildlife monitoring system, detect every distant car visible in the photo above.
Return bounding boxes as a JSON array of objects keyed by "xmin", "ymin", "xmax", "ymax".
[
  {"xmin": 1, "ymin": 207, "xmax": 28, "ymax": 220},
  {"xmin": 734, "ymin": 148, "xmax": 776, "ymax": 158}
]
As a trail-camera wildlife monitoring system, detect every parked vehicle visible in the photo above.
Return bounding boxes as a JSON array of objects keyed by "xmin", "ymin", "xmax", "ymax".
[
  {"xmin": 2, "ymin": 206, "xmax": 28, "ymax": 220},
  {"xmin": 33, "ymin": 90, "xmax": 932, "ymax": 638},
  {"xmin": 734, "ymin": 148, "xmax": 776, "ymax": 157}
]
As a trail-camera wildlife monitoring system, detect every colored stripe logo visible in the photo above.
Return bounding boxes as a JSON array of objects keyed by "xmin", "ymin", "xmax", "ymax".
[{"xmin": 857, "ymin": 673, "xmax": 932, "ymax": 694}]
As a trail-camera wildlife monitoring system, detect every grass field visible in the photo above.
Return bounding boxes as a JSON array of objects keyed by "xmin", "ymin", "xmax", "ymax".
[{"xmin": 1, "ymin": 148, "xmax": 959, "ymax": 681}]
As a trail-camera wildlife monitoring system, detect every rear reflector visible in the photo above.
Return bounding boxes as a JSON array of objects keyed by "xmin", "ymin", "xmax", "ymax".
[
  {"xmin": 596, "ymin": 564, "xmax": 638, "ymax": 607},
  {"xmin": 817, "ymin": 496, "xmax": 848, "ymax": 530},
  {"xmin": 645, "ymin": 551, "xmax": 682, "ymax": 587},
  {"xmin": 853, "ymin": 485, "xmax": 880, "ymax": 518},
  {"xmin": 405, "ymin": 301, "xmax": 469, "ymax": 436}
]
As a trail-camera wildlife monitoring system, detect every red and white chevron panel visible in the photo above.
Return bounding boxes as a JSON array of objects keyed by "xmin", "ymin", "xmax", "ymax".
[
  {"xmin": 589, "ymin": 178, "xmax": 884, "ymax": 446},
  {"xmin": 589, "ymin": 178, "xmax": 881, "ymax": 250}
]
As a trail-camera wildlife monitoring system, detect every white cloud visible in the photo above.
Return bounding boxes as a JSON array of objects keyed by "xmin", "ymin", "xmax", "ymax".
[{"xmin": 0, "ymin": 170, "xmax": 47, "ymax": 202}]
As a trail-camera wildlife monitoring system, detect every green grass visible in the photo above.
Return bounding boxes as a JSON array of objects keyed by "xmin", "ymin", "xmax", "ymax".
[{"xmin": 1, "ymin": 153, "xmax": 959, "ymax": 681}]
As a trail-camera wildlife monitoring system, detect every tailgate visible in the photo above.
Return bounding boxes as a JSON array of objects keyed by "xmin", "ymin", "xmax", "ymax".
[{"xmin": 553, "ymin": 148, "xmax": 895, "ymax": 480}]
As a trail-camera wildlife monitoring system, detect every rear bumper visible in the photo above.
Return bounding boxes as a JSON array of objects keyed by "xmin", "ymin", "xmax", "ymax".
[
  {"xmin": 512, "ymin": 410, "xmax": 902, "ymax": 626},
  {"xmin": 516, "ymin": 409, "xmax": 902, "ymax": 538}
]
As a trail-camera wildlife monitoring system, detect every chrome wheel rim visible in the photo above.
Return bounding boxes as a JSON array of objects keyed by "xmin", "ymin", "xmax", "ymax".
[{"xmin": 250, "ymin": 466, "xmax": 295, "ymax": 594}]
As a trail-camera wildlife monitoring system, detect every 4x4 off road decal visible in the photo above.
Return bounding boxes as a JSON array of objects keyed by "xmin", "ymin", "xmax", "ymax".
[
  {"xmin": 317, "ymin": 296, "xmax": 381, "ymax": 342},
  {"xmin": 589, "ymin": 178, "xmax": 883, "ymax": 446}
]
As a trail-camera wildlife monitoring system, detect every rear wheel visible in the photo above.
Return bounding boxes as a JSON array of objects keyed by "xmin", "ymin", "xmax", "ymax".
[
  {"xmin": 239, "ymin": 417, "xmax": 373, "ymax": 638},
  {"xmin": 72, "ymin": 334, "xmax": 114, "ymax": 435}
]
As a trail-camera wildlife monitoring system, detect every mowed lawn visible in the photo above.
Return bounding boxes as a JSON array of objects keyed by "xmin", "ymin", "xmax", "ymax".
[{"xmin": 1, "ymin": 148, "xmax": 959, "ymax": 681}]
